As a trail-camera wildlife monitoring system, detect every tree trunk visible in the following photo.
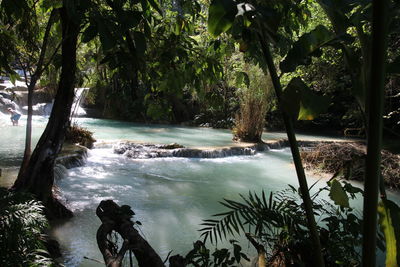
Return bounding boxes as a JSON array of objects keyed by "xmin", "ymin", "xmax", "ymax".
[
  {"xmin": 96, "ymin": 200, "xmax": 165, "ymax": 267},
  {"xmin": 258, "ymin": 34, "xmax": 325, "ymax": 267},
  {"xmin": 12, "ymin": 4, "xmax": 79, "ymax": 219},
  {"xmin": 18, "ymin": 9, "xmax": 57, "ymax": 181},
  {"xmin": 361, "ymin": 0, "xmax": 389, "ymax": 266}
]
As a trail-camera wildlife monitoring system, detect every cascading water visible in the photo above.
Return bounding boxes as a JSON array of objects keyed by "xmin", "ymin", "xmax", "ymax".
[{"xmin": 71, "ymin": 88, "xmax": 88, "ymax": 117}]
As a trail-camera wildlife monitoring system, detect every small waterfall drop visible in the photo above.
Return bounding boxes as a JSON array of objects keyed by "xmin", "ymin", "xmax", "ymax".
[{"xmin": 71, "ymin": 88, "xmax": 88, "ymax": 117}]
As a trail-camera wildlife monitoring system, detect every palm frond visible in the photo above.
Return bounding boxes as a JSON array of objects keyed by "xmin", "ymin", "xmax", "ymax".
[{"xmin": 200, "ymin": 190, "xmax": 297, "ymax": 245}]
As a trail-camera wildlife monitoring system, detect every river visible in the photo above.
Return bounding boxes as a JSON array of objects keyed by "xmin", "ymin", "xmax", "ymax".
[{"xmin": 0, "ymin": 115, "xmax": 396, "ymax": 266}]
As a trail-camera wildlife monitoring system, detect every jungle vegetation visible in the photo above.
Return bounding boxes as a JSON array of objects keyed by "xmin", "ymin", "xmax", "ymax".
[{"xmin": 1, "ymin": 0, "xmax": 400, "ymax": 266}]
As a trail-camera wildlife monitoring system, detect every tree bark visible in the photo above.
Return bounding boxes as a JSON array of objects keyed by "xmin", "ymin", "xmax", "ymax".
[
  {"xmin": 258, "ymin": 34, "xmax": 325, "ymax": 267},
  {"xmin": 361, "ymin": 0, "xmax": 389, "ymax": 266},
  {"xmin": 96, "ymin": 200, "xmax": 165, "ymax": 267},
  {"xmin": 12, "ymin": 4, "xmax": 80, "ymax": 219},
  {"xmin": 18, "ymin": 9, "xmax": 57, "ymax": 181}
]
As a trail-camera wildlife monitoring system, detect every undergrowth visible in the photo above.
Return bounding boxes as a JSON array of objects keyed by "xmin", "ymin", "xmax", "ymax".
[
  {"xmin": 0, "ymin": 188, "xmax": 56, "ymax": 267},
  {"xmin": 199, "ymin": 182, "xmax": 376, "ymax": 266}
]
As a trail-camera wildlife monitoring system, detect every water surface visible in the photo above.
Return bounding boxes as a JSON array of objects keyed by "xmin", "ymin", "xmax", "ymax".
[{"xmin": 0, "ymin": 116, "xmax": 394, "ymax": 267}]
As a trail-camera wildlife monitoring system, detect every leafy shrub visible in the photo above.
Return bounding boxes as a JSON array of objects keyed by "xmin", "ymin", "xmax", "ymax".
[
  {"xmin": 0, "ymin": 188, "xmax": 55, "ymax": 267},
  {"xmin": 233, "ymin": 64, "xmax": 273, "ymax": 142},
  {"xmin": 200, "ymin": 182, "xmax": 373, "ymax": 266},
  {"xmin": 184, "ymin": 240, "xmax": 249, "ymax": 267}
]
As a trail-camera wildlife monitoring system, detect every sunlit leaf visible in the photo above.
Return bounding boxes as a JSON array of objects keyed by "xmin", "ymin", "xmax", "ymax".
[
  {"xmin": 329, "ymin": 179, "xmax": 349, "ymax": 208},
  {"xmin": 378, "ymin": 199, "xmax": 400, "ymax": 267}
]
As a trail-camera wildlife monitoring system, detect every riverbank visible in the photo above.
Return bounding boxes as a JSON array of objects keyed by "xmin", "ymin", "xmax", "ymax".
[{"xmin": 301, "ymin": 142, "xmax": 400, "ymax": 190}]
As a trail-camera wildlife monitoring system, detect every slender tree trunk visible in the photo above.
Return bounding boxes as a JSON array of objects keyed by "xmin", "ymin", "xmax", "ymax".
[
  {"xmin": 258, "ymin": 36, "xmax": 325, "ymax": 267},
  {"xmin": 18, "ymin": 10, "xmax": 57, "ymax": 181},
  {"xmin": 12, "ymin": 4, "xmax": 80, "ymax": 219},
  {"xmin": 361, "ymin": 0, "xmax": 389, "ymax": 266}
]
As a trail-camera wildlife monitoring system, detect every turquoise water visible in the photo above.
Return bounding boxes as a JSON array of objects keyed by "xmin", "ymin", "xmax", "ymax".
[{"xmin": 0, "ymin": 116, "xmax": 395, "ymax": 267}]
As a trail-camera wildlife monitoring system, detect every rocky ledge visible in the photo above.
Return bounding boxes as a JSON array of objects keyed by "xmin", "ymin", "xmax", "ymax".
[
  {"xmin": 112, "ymin": 139, "xmax": 359, "ymax": 159},
  {"xmin": 113, "ymin": 141, "xmax": 271, "ymax": 159}
]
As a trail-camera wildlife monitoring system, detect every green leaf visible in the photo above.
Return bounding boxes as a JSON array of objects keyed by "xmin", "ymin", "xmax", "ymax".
[
  {"xmin": 235, "ymin": 71, "xmax": 250, "ymax": 88},
  {"xmin": 328, "ymin": 179, "xmax": 349, "ymax": 208},
  {"xmin": 9, "ymin": 72, "xmax": 19, "ymax": 85},
  {"xmin": 280, "ymin": 25, "xmax": 335, "ymax": 73},
  {"xmin": 378, "ymin": 199, "xmax": 400, "ymax": 267},
  {"xmin": 282, "ymin": 77, "xmax": 330, "ymax": 120},
  {"xmin": 298, "ymin": 82, "xmax": 331, "ymax": 120},
  {"xmin": 147, "ymin": 0, "xmax": 162, "ymax": 15},
  {"xmin": 207, "ymin": 0, "xmax": 237, "ymax": 37}
]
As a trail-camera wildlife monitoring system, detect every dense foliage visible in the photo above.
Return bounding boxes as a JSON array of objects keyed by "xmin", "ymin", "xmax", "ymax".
[
  {"xmin": 200, "ymin": 182, "xmax": 370, "ymax": 266},
  {"xmin": 0, "ymin": 188, "xmax": 54, "ymax": 267}
]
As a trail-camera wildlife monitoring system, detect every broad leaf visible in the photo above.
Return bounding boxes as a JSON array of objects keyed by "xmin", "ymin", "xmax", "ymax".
[
  {"xmin": 121, "ymin": 10, "xmax": 142, "ymax": 30},
  {"xmin": 281, "ymin": 78, "xmax": 301, "ymax": 118},
  {"xmin": 317, "ymin": 0, "xmax": 352, "ymax": 34},
  {"xmin": 329, "ymin": 179, "xmax": 349, "ymax": 208},
  {"xmin": 298, "ymin": 82, "xmax": 331, "ymax": 120},
  {"xmin": 97, "ymin": 19, "xmax": 117, "ymax": 51},
  {"xmin": 378, "ymin": 199, "xmax": 400, "ymax": 267},
  {"xmin": 280, "ymin": 25, "xmax": 335, "ymax": 73},
  {"xmin": 208, "ymin": 0, "xmax": 237, "ymax": 37},
  {"xmin": 282, "ymin": 77, "xmax": 330, "ymax": 120}
]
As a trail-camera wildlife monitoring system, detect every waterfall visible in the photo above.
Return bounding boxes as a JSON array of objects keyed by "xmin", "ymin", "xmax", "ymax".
[{"xmin": 71, "ymin": 88, "xmax": 88, "ymax": 118}]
